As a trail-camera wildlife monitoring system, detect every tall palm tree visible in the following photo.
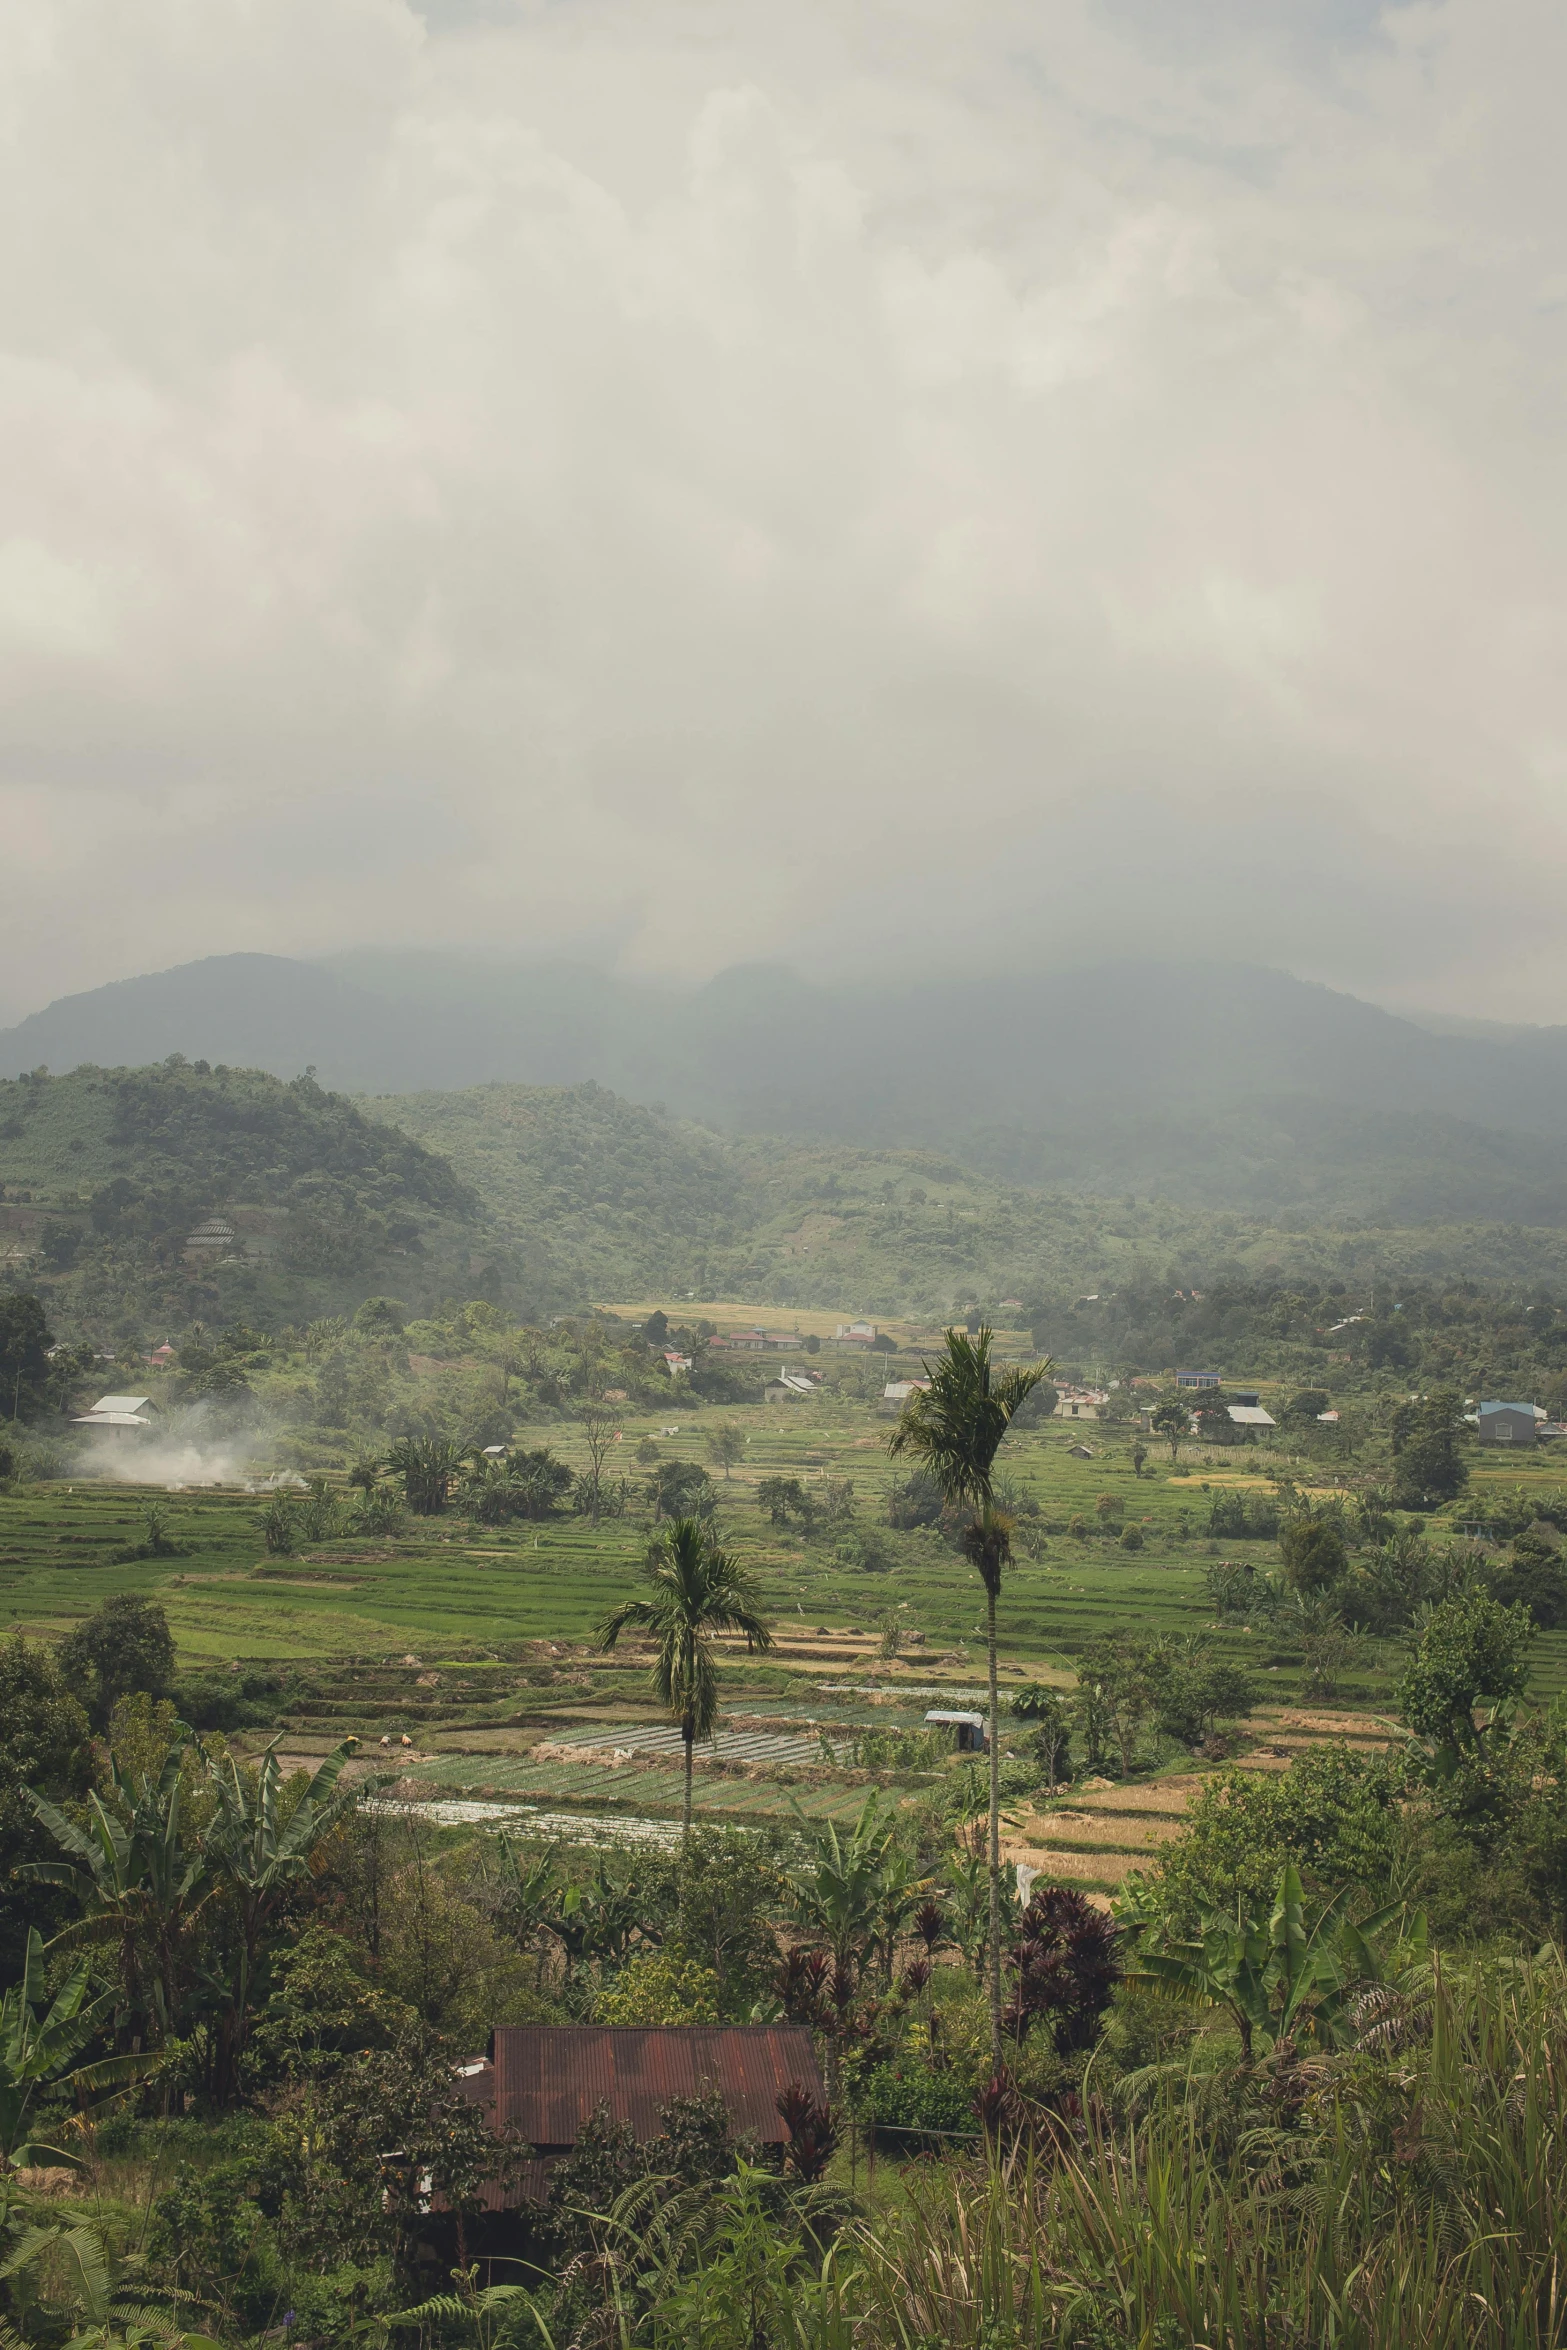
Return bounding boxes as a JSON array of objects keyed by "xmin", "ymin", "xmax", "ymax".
[
  {"xmin": 596, "ymin": 1518, "xmax": 773, "ymax": 1837},
  {"xmin": 889, "ymin": 1325, "xmax": 1047, "ymax": 2059}
]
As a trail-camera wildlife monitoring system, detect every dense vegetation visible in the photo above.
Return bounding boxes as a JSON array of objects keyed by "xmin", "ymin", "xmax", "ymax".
[{"xmin": 10, "ymin": 1049, "xmax": 1567, "ymax": 2344}]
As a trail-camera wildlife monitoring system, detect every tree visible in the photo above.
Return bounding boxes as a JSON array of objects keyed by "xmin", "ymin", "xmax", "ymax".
[
  {"xmin": 646, "ymin": 1459, "xmax": 715, "ymax": 1523},
  {"xmin": 888, "ymin": 1324, "xmax": 1046, "ymax": 2059},
  {"xmin": 59, "ymin": 1596, "xmax": 175, "ymax": 1730},
  {"xmin": 706, "ymin": 1422, "xmax": 745, "ymax": 1480},
  {"xmin": 386, "ymin": 1435, "xmax": 465, "ymax": 1515},
  {"xmin": 1078, "ymin": 1634, "xmax": 1157, "ymax": 1778},
  {"xmin": 0, "ymin": 1637, "xmax": 89, "ymax": 1978},
  {"xmin": 1151, "ymin": 1396, "xmax": 1190, "ymax": 1462},
  {"xmin": 577, "ymin": 1404, "xmax": 619, "ymax": 1520},
  {"xmin": 1010, "ymin": 1684, "xmax": 1072, "ymax": 1791},
  {"xmin": 0, "ymin": 1928, "xmax": 144, "ymax": 2171},
  {"xmin": 1279, "ymin": 1515, "xmax": 1348, "ymax": 1596},
  {"xmin": 757, "ymin": 1475, "xmax": 808, "ymax": 1528},
  {"xmin": 1398, "ymin": 1590, "xmax": 1535, "ymax": 1769},
  {"xmin": 0, "ymin": 1293, "xmax": 52, "ymax": 1422},
  {"xmin": 596, "ymin": 1521, "xmax": 773, "ymax": 1836},
  {"xmin": 199, "ymin": 1738, "xmax": 361, "ymax": 2100},
  {"xmin": 1131, "ymin": 1441, "xmax": 1149, "ymax": 1478},
  {"xmin": 26, "ymin": 1731, "xmax": 207, "ymax": 2044},
  {"xmin": 1390, "ymin": 1389, "xmax": 1469, "ymax": 1508}
]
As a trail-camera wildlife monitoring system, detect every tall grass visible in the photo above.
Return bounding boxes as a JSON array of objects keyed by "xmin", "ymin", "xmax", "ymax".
[{"xmin": 818, "ymin": 1951, "xmax": 1567, "ymax": 2348}]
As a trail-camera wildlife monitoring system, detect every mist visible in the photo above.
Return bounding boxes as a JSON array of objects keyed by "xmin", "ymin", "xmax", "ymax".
[{"xmin": 2, "ymin": 0, "xmax": 1566, "ymax": 1022}]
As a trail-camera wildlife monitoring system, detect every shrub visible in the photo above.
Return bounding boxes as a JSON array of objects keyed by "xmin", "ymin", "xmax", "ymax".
[
  {"xmin": 261, "ymin": 1491, "xmax": 296, "ymax": 1555},
  {"xmin": 352, "ymin": 1484, "xmax": 405, "ymax": 1537},
  {"xmin": 859, "ymin": 2060, "xmax": 977, "ymax": 2144},
  {"xmin": 1119, "ymin": 1524, "xmax": 1145, "ymax": 1552},
  {"xmin": 596, "ymin": 1951, "xmax": 721, "ymax": 2025}
]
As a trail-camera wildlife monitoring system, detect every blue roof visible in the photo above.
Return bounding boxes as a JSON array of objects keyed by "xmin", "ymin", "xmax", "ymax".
[{"xmin": 1478, "ymin": 1400, "xmax": 1535, "ymax": 1416}]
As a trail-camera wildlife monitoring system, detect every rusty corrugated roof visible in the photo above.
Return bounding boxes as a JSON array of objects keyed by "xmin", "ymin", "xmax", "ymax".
[{"xmin": 491, "ymin": 2026, "xmax": 824, "ymax": 2151}]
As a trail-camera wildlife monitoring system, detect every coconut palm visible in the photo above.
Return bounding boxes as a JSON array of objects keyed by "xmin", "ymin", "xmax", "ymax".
[
  {"xmin": 596, "ymin": 1519, "xmax": 773, "ymax": 1837},
  {"xmin": 889, "ymin": 1324, "xmax": 1046, "ymax": 2059}
]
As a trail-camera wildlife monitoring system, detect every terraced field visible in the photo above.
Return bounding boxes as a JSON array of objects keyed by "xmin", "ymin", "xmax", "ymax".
[
  {"xmin": 6, "ymin": 1393, "xmax": 1564, "ymax": 1883},
  {"xmin": 1004, "ymin": 1707, "xmax": 1402, "ymax": 1902}
]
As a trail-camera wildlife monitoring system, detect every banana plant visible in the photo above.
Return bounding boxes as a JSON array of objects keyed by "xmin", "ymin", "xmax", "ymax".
[
  {"xmin": 0, "ymin": 1931, "xmax": 149, "ymax": 2172},
  {"xmin": 199, "ymin": 1737, "xmax": 359, "ymax": 2100},
  {"xmin": 1126, "ymin": 1864, "xmax": 1426, "ymax": 2061},
  {"xmin": 25, "ymin": 1736, "xmax": 207, "ymax": 2041}
]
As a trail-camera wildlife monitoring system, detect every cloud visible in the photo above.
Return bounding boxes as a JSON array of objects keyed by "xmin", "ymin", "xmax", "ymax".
[{"xmin": 1, "ymin": 0, "xmax": 1564, "ymax": 1019}]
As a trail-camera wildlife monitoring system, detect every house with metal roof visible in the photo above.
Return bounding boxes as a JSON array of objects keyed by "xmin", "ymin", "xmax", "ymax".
[
  {"xmin": 925, "ymin": 1709, "xmax": 988, "ymax": 1751},
  {"xmin": 73, "ymin": 1394, "xmax": 159, "ymax": 1431},
  {"xmin": 461, "ymin": 2025, "xmax": 826, "ymax": 2208},
  {"xmin": 1476, "ymin": 1401, "xmax": 1541, "ymax": 1446}
]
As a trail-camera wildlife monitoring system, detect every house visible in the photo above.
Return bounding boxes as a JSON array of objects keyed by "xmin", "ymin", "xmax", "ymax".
[
  {"xmin": 709, "ymin": 1328, "xmax": 802, "ymax": 1353},
  {"xmin": 925, "ymin": 1710, "xmax": 988, "ymax": 1752},
  {"xmin": 73, "ymin": 1393, "xmax": 159, "ymax": 1432},
  {"xmin": 764, "ymin": 1373, "xmax": 820, "ymax": 1401},
  {"xmin": 1175, "ymin": 1371, "xmax": 1221, "ymax": 1390},
  {"xmin": 661, "ymin": 1351, "xmax": 693, "ymax": 1376},
  {"xmin": 835, "ymin": 1321, "xmax": 877, "ymax": 1346},
  {"xmin": 147, "ymin": 1341, "xmax": 177, "ymax": 1366},
  {"xmin": 462, "ymin": 2026, "xmax": 826, "ymax": 2208},
  {"xmin": 1226, "ymin": 1404, "xmax": 1277, "ymax": 1433},
  {"xmin": 1476, "ymin": 1401, "xmax": 1540, "ymax": 1447},
  {"xmin": 882, "ymin": 1379, "xmax": 930, "ymax": 1404},
  {"xmin": 1054, "ymin": 1387, "xmax": 1107, "ymax": 1420}
]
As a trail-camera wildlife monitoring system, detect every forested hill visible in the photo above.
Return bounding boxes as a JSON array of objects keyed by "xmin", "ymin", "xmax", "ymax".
[
  {"xmin": 15, "ymin": 1062, "xmax": 1567, "ymax": 1345},
  {"xmin": 0, "ymin": 1063, "xmax": 485, "ymax": 1334}
]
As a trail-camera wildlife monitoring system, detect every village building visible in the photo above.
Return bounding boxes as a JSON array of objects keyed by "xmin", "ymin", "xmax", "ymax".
[
  {"xmin": 834, "ymin": 1320, "xmax": 878, "ymax": 1345},
  {"xmin": 73, "ymin": 1393, "xmax": 159, "ymax": 1432},
  {"xmin": 1054, "ymin": 1387, "xmax": 1107, "ymax": 1419},
  {"xmin": 1175, "ymin": 1370, "xmax": 1221, "ymax": 1389},
  {"xmin": 459, "ymin": 2026, "xmax": 825, "ymax": 2210},
  {"xmin": 708, "ymin": 1328, "xmax": 802, "ymax": 1353},
  {"xmin": 1475, "ymin": 1400, "xmax": 1542, "ymax": 1446},
  {"xmin": 925, "ymin": 1709, "xmax": 988, "ymax": 1751}
]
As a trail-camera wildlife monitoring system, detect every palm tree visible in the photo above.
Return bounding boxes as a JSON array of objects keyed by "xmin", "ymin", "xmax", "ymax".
[
  {"xmin": 596, "ymin": 1519, "xmax": 773, "ymax": 1837},
  {"xmin": 889, "ymin": 1324, "xmax": 1046, "ymax": 2060}
]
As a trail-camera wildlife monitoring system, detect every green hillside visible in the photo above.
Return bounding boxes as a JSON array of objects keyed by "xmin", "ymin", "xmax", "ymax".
[
  {"xmin": 0, "ymin": 1062, "xmax": 486, "ymax": 1337},
  {"xmin": 381, "ymin": 1081, "xmax": 1567, "ymax": 1319},
  {"xmin": 14, "ymin": 1062, "xmax": 1567, "ymax": 1353}
]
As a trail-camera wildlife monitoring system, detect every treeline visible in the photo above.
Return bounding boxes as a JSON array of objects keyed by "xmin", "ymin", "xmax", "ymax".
[{"xmin": 1027, "ymin": 1273, "xmax": 1567, "ymax": 1403}]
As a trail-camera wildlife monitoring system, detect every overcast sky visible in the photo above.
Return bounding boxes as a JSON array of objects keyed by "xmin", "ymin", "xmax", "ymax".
[{"xmin": 2, "ymin": 0, "xmax": 1564, "ymax": 1024}]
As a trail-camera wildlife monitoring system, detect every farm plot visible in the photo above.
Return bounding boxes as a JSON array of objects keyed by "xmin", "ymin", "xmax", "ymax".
[{"xmin": 543, "ymin": 1723, "xmax": 850, "ymax": 1768}]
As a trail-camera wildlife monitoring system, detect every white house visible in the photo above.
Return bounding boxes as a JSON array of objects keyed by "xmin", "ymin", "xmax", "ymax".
[{"xmin": 73, "ymin": 1393, "xmax": 159, "ymax": 1432}]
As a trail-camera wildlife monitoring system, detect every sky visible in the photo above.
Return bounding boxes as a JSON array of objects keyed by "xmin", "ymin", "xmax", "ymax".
[{"xmin": 2, "ymin": 0, "xmax": 1565, "ymax": 1024}]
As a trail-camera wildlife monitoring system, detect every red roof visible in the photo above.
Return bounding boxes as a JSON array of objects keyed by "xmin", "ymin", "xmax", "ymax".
[{"xmin": 490, "ymin": 2025, "xmax": 823, "ymax": 2151}]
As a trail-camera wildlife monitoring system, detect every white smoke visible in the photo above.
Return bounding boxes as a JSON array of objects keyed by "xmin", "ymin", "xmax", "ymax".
[{"xmin": 73, "ymin": 1400, "xmax": 277, "ymax": 1488}]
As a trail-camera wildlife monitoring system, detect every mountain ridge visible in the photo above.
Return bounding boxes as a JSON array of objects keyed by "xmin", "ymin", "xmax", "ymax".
[{"xmin": 5, "ymin": 952, "xmax": 1567, "ymax": 1202}]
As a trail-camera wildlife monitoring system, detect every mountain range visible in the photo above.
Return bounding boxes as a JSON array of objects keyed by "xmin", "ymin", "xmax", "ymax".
[{"xmin": 5, "ymin": 950, "xmax": 1567, "ymax": 1223}]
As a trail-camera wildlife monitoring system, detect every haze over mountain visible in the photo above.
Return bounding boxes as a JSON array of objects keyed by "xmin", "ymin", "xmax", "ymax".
[
  {"xmin": 5, "ymin": 0, "xmax": 1567, "ymax": 1029},
  {"xmin": 7, "ymin": 950, "xmax": 1567, "ymax": 1225}
]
